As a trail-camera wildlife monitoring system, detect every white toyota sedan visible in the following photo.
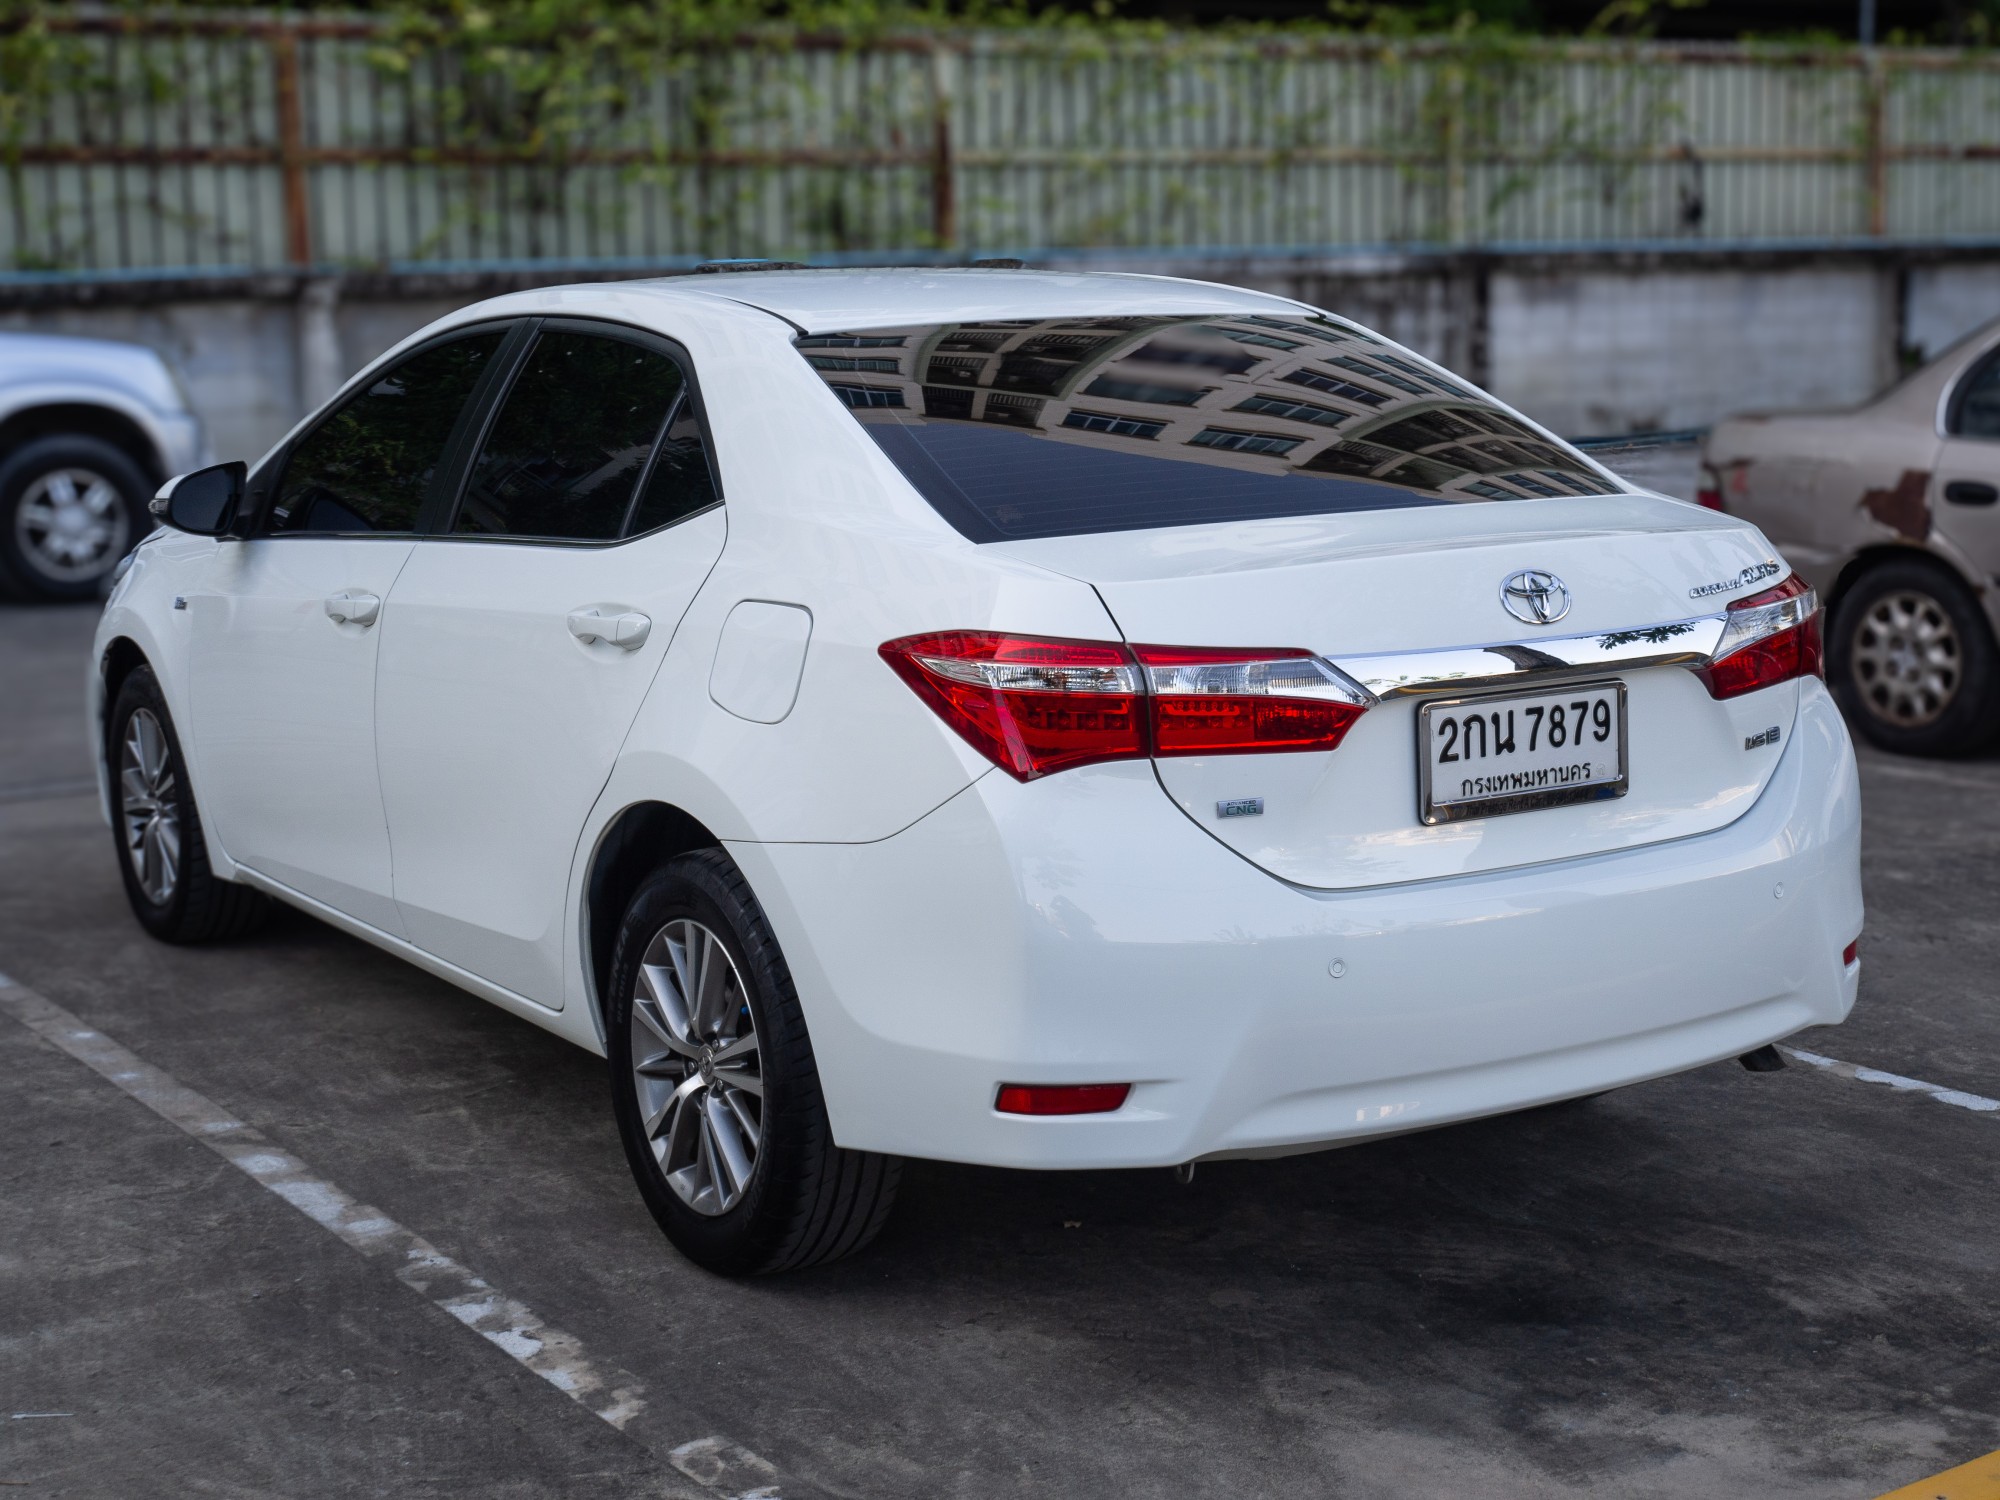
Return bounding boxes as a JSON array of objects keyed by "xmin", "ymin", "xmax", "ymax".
[{"xmin": 93, "ymin": 268, "xmax": 1862, "ymax": 1274}]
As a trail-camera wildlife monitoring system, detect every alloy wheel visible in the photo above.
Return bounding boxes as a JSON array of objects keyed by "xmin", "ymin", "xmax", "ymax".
[
  {"xmin": 628, "ymin": 919, "xmax": 764, "ymax": 1216},
  {"xmin": 1850, "ymin": 589, "xmax": 1962, "ymax": 728},
  {"xmin": 17, "ymin": 466, "xmax": 130, "ymax": 583},
  {"xmin": 119, "ymin": 708, "xmax": 181, "ymax": 905}
]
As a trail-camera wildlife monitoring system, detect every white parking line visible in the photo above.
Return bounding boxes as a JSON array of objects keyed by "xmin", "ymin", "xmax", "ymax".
[
  {"xmin": 1783, "ymin": 1046, "xmax": 2000, "ymax": 1115},
  {"xmin": 0, "ymin": 972, "xmax": 796, "ymax": 1500}
]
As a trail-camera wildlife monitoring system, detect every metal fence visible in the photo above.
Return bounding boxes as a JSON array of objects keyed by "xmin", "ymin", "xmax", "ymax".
[{"xmin": 6, "ymin": 17, "xmax": 2000, "ymax": 274}]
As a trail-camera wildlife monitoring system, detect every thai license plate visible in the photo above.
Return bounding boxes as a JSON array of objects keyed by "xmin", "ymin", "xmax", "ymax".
[{"xmin": 1418, "ymin": 681, "xmax": 1628, "ymax": 825}]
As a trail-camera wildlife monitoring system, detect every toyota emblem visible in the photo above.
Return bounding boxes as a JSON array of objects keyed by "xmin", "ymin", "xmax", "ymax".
[{"xmin": 1500, "ymin": 569, "xmax": 1571, "ymax": 626}]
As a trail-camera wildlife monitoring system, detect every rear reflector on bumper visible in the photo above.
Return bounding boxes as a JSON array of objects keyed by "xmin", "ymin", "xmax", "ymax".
[
  {"xmin": 995, "ymin": 1083, "xmax": 1132, "ymax": 1116},
  {"xmin": 879, "ymin": 631, "xmax": 1369, "ymax": 780},
  {"xmin": 1844, "ymin": 939, "xmax": 1859, "ymax": 966}
]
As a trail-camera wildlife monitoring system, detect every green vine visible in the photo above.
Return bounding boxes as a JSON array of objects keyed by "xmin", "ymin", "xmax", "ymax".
[{"xmin": 1, "ymin": 0, "xmax": 1995, "ymax": 270}]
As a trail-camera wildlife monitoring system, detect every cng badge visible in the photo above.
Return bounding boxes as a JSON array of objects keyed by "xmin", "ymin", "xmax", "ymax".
[{"xmin": 1216, "ymin": 798, "xmax": 1264, "ymax": 818}]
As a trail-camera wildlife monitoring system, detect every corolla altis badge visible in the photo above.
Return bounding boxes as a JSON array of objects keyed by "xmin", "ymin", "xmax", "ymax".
[
  {"xmin": 1499, "ymin": 569, "xmax": 1571, "ymax": 626},
  {"xmin": 1691, "ymin": 561, "xmax": 1782, "ymax": 600}
]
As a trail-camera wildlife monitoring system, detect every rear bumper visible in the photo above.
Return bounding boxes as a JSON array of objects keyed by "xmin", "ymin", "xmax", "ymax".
[{"xmin": 732, "ymin": 678, "xmax": 1862, "ymax": 1169}]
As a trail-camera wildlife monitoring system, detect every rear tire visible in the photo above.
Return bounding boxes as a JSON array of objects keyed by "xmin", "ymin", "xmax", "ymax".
[
  {"xmin": 607, "ymin": 850, "xmax": 901, "ymax": 1275},
  {"xmin": 1829, "ymin": 558, "xmax": 2000, "ymax": 757},
  {"xmin": 107, "ymin": 666, "xmax": 270, "ymax": 943},
  {"xmin": 0, "ymin": 434, "xmax": 151, "ymax": 601}
]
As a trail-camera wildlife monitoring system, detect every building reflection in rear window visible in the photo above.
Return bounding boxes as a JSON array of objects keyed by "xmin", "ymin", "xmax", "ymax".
[{"xmin": 795, "ymin": 313, "xmax": 1620, "ymax": 542}]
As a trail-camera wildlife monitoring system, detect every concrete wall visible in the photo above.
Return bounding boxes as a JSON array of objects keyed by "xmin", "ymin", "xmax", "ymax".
[
  {"xmin": 1907, "ymin": 263, "xmax": 2000, "ymax": 370},
  {"xmin": 4, "ymin": 247, "xmax": 1997, "ymax": 466},
  {"xmin": 1487, "ymin": 267, "xmax": 1898, "ymax": 435}
]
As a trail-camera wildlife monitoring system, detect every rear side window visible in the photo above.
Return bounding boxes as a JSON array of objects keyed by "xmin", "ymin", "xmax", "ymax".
[
  {"xmin": 629, "ymin": 396, "xmax": 719, "ymax": 535},
  {"xmin": 795, "ymin": 315, "xmax": 1618, "ymax": 542},
  {"xmin": 270, "ymin": 330, "xmax": 505, "ymax": 535},
  {"xmin": 454, "ymin": 329, "xmax": 714, "ymax": 542}
]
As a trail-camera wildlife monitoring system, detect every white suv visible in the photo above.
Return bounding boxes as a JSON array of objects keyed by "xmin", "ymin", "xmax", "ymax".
[
  {"xmin": 1, "ymin": 330, "xmax": 206, "ymax": 599},
  {"xmin": 93, "ymin": 269, "xmax": 1863, "ymax": 1274}
]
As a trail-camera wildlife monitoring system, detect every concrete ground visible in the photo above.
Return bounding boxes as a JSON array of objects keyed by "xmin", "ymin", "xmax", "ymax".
[{"xmin": 2, "ymin": 596, "xmax": 1996, "ymax": 1500}]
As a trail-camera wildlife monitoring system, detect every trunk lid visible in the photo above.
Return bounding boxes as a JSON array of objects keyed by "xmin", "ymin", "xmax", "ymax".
[{"xmin": 992, "ymin": 494, "xmax": 1802, "ymax": 890}]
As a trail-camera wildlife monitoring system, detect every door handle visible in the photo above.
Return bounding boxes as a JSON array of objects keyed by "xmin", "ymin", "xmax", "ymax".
[
  {"xmin": 1944, "ymin": 480, "xmax": 1999, "ymax": 507},
  {"xmin": 325, "ymin": 590, "xmax": 382, "ymax": 626},
  {"xmin": 567, "ymin": 608, "xmax": 651, "ymax": 650}
]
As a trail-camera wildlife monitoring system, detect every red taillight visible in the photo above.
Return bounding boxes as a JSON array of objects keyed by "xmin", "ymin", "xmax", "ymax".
[
  {"xmin": 995, "ymin": 1082, "xmax": 1131, "ymax": 1115},
  {"xmin": 1696, "ymin": 572, "xmax": 1824, "ymax": 700},
  {"xmin": 880, "ymin": 632, "xmax": 1370, "ymax": 780},
  {"xmin": 1843, "ymin": 939, "xmax": 1859, "ymax": 967},
  {"xmin": 1696, "ymin": 463, "xmax": 1726, "ymax": 511},
  {"xmin": 1133, "ymin": 644, "xmax": 1369, "ymax": 757},
  {"xmin": 877, "ymin": 631, "xmax": 1145, "ymax": 779}
]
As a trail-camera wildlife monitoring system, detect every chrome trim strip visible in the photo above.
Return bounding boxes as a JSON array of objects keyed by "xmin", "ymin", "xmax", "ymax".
[{"xmin": 1333, "ymin": 613, "xmax": 1727, "ymax": 699}]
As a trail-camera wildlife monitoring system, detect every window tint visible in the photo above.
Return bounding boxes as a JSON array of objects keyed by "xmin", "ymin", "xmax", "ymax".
[
  {"xmin": 270, "ymin": 331, "xmax": 505, "ymax": 534},
  {"xmin": 1952, "ymin": 351, "xmax": 2000, "ymax": 439},
  {"xmin": 629, "ymin": 396, "xmax": 720, "ymax": 534},
  {"xmin": 796, "ymin": 315, "xmax": 1618, "ymax": 542},
  {"xmin": 454, "ymin": 330, "xmax": 698, "ymax": 542}
]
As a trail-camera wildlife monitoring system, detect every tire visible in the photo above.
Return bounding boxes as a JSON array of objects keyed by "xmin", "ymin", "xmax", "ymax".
[
  {"xmin": 0, "ymin": 434, "xmax": 153, "ymax": 601},
  {"xmin": 607, "ymin": 850, "xmax": 901, "ymax": 1275},
  {"xmin": 107, "ymin": 666, "xmax": 270, "ymax": 944},
  {"xmin": 1828, "ymin": 558, "xmax": 2000, "ymax": 757}
]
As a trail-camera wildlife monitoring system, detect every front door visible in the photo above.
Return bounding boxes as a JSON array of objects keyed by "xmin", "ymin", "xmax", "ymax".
[
  {"xmin": 1932, "ymin": 344, "xmax": 2000, "ymax": 571},
  {"xmin": 374, "ymin": 320, "xmax": 727, "ymax": 1008},
  {"xmin": 186, "ymin": 326, "xmax": 510, "ymax": 932}
]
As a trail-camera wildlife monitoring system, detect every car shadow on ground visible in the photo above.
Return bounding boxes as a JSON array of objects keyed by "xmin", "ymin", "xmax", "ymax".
[{"xmin": 9, "ymin": 795, "xmax": 1995, "ymax": 1497}]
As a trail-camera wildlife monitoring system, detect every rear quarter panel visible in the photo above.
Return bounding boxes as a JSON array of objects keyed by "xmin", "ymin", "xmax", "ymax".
[
  {"xmin": 593, "ymin": 299, "xmax": 1123, "ymax": 846},
  {"xmin": 1706, "ymin": 333, "xmax": 2000, "ymax": 605},
  {"xmin": 1707, "ymin": 409, "xmax": 1936, "ymax": 589}
]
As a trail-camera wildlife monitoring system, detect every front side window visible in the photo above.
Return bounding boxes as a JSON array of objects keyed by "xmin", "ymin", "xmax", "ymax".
[
  {"xmin": 453, "ymin": 329, "xmax": 713, "ymax": 542},
  {"xmin": 795, "ymin": 314, "xmax": 1618, "ymax": 543},
  {"xmin": 270, "ymin": 330, "xmax": 506, "ymax": 535},
  {"xmin": 1950, "ymin": 350, "xmax": 2000, "ymax": 439}
]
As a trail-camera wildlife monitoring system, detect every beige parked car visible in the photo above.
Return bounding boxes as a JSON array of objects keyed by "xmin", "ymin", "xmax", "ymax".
[{"xmin": 1702, "ymin": 320, "xmax": 2000, "ymax": 756}]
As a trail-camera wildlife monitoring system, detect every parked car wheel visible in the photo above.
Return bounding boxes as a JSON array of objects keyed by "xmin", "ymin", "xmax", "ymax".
[
  {"xmin": 107, "ymin": 666, "xmax": 270, "ymax": 943},
  {"xmin": 1829, "ymin": 558, "xmax": 2000, "ymax": 756},
  {"xmin": 0, "ymin": 434, "xmax": 152, "ymax": 601},
  {"xmin": 607, "ymin": 850, "xmax": 901, "ymax": 1275}
]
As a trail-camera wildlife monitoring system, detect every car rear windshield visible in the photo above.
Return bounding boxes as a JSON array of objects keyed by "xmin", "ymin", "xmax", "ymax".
[{"xmin": 796, "ymin": 314, "xmax": 1621, "ymax": 542}]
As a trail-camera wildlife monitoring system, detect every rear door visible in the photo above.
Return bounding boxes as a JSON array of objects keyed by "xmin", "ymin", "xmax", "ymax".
[
  {"xmin": 373, "ymin": 319, "xmax": 726, "ymax": 1008},
  {"xmin": 186, "ymin": 325, "xmax": 509, "ymax": 932}
]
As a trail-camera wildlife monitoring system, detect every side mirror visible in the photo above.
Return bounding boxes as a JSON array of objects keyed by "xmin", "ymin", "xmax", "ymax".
[{"xmin": 150, "ymin": 461, "xmax": 246, "ymax": 537}]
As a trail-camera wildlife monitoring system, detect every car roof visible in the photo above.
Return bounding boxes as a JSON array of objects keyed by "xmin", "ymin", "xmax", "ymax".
[
  {"xmin": 0, "ymin": 328, "xmax": 168, "ymax": 367},
  {"xmin": 633, "ymin": 266, "xmax": 1310, "ymax": 334}
]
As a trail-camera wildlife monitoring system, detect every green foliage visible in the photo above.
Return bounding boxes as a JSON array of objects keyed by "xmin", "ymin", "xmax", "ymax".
[{"xmin": 2, "ymin": 0, "xmax": 1987, "ymax": 271}]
